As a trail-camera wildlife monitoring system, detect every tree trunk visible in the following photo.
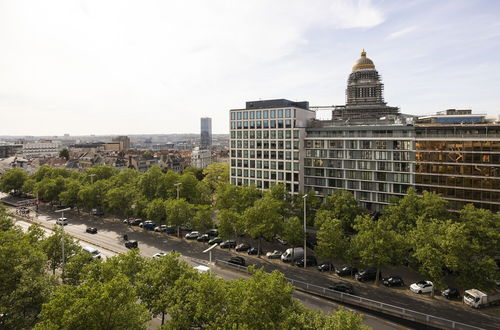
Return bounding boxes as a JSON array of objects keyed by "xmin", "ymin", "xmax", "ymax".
[{"xmin": 161, "ymin": 312, "xmax": 165, "ymax": 325}]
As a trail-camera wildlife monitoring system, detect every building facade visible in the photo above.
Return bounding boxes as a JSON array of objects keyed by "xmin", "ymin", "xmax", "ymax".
[
  {"xmin": 201, "ymin": 117, "xmax": 212, "ymax": 150},
  {"xmin": 229, "ymin": 51, "xmax": 500, "ymax": 212},
  {"xmin": 229, "ymin": 99, "xmax": 315, "ymax": 193},
  {"xmin": 22, "ymin": 141, "xmax": 61, "ymax": 159}
]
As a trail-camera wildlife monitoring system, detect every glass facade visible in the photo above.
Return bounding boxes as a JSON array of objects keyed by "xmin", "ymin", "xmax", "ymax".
[{"xmin": 415, "ymin": 125, "xmax": 500, "ymax": 212}]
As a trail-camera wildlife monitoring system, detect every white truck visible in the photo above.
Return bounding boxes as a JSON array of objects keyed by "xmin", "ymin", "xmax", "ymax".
[
  {"xmin": 281, "ymin": 247, "xmax": 304, "ymax": 263},
  {"xmin": 463, "ymin": 289, "xmax": 500, "ymax": 308}
]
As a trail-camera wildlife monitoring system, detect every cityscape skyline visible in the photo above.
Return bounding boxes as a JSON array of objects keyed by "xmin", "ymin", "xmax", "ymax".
[{"xmin": 1, "ymin": 0, "xmax": 499, "ymax": 136}]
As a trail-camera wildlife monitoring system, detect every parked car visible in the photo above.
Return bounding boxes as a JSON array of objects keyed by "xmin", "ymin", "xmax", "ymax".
[
  {"xmin": 382, "ymin": 276, "xmax": 405, "ymax": 287},
  {"xmin": 128, "ymin": 219, "xmax": 142, "ymax": 226},
  {"xmin": 152, "ymin": 252, "xmax": 167, "ymax": 258},
  {"xmin": 125, "ymin": 240, "xmax": 138, "ymax": 249},
  {"xmin": 247, "ymin": 247, "xmax": 262, "ymax": 255},
  {"xmin": 209, "ymin": 237, "xmax": 223, "ymax": 245},
  {"xmin": 442, "ymin": 287, "xmax": 460, "ymax": 300},
  {"xmin": 82, "ymin": 246, "xmax": 101, "ymax": 259},
  {"xmin": 180, "ymin": 224, "xmax": 192, "ymax": 232},
  {"xmin": 154, "ymin": 225, "xmax": 167, "ymax": 232},
  {"xmin": 318, "ymin": 263, "xmax": 335, "ymax": 272},
  {"xmin": 85, "ymin": 227, "xmax": 97, "ymax": 234},
  {"xmin": 56, "ymin": 217, "xmax": 68, "ymax": 226},
  {"xmin": 91, "ymin": 208, "xmax": 104, "ymax": 216},
  {"xmin": 206, "ymin": 229, "xmax": 219, "ymax": 237},
  {"xmin": 355, "ymin": 267, "xmax": 379, "ymax": 282},
  {"xmin": 275, "ymin": 236, "xmax": 288, "ymax": 245},
  {"xmin": 164, "ymin": 225, "xmax": 176, "ymax": 234},
  {"xmin": 235, "ymin": 243, "xmax": 251, "ymax": 252},
  {"xmin": 296, "ymin": 256, "xmax": 317, "ymax": 267},
  {"xmin": 266, "ymin": 250, "xmax": 283, "ymax": 259},
  {"xmin": 410, "ymin": 280, "xmax": 434, "ymax": 294},
  {"xmin": 140, "ymin": 220, "xmax": 156, "ymax": 230},
  {"xmin": 220, "ymin": 240, "xmax": 236, "ymax": 249},
  {"xmin": 185, "ymin": 231, "xmax": 200, "ymax": 239},
  {"xmin": 336, "ymin": 265, "xmax": 358, "ymax": 277},
  {"xmin": 197, "ymin": 234, "xmax": 210, "ymax": 242},
  {"xmin": 228, "ymin": 256, "xmax": 246, "ymax": 266},
  {"xmin": 329, "ymin": 282, "xmax": 354, "ymax": 294}
]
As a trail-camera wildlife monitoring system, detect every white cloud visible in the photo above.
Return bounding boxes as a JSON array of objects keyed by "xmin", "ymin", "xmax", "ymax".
[{"xmin": 386, "ymin": 26, "xmax": 417, "ymax": 40}]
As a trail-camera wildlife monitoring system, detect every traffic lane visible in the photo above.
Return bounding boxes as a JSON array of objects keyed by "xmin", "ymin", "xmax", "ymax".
[
  {"xmin": 14, "ymin": 219, "xmax": 116, "ymax": 260},
  {"xmin": 20, "ymin": 208, "xmax": 500, "ymax": 330}
]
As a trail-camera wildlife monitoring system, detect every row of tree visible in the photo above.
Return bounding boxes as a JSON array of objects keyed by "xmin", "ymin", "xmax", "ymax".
[
  {"xmin": 0, "ymin": 209, "xmax": 369, "ymax": 329},
  {"xmin": 1, "ymin": 164, "xmax": 498, "ymax": 292}
]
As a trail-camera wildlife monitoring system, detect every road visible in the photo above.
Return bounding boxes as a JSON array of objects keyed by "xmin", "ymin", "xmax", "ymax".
[{"xmin": 12, "ymin": 212, "xmax": 409, "ymax": 330}]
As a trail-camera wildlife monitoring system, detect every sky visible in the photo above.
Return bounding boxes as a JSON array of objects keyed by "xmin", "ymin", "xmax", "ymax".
[{"xmin": 1, "ymin": 0, "xmax": 499, "ymax": 136}]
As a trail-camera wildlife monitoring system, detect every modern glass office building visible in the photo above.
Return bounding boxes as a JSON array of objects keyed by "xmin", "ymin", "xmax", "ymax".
[{"xmin": 200, "ymin": 117, "xmax": 212, "ymax": 150}]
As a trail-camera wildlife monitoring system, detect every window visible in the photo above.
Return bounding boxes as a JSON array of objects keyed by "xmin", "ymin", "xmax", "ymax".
[
  {"xmin": 285, "ymin": 109, "xmax": 291, "ymax": 118},
  {"xmin": 270, "ymin": 110, "xmax": 276, "ymax": 118},
  {"xmin": 249, "ymin": 111, "xmax": 255, "ymax": 119},
  {"xmin": 263, "ymin": 110, "xmax": 268, "ymax": 119},
  {"xmin": 237, "ymin": 112, "xmax": 242, "ymax": 120},
  {"xmin": 256, "ymin": 111, "xmax": 261, "ymax": 119},
  {"xmin": 277, "ymin": 109, "xmax": 283, "ymax": 118},
  {"xmin": 243, "ymin": 111, "xmax": 248, "ymax": 119}
]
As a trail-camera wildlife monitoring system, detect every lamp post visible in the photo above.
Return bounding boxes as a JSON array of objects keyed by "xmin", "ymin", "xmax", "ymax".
[
  {"xmin": 302, "ymin": 195, "xmax": 307, "ymax": 269},
  {"xmin": 174, "ymin": 183, "xmax": 182, "ymax": 199},
  {"xmin": 55, "ymin": 207, "xmax": 71, "ymax": 278},
  {"xmin": 89, "ymin": 174, "xmax": 96, "ymax": 217}
]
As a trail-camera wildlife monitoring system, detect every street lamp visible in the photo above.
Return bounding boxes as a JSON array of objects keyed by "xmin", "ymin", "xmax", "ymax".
[
  {"xmin": 174, "ymin": 183, "xmax": 182, "ymax": 199},
  {"xmin": 89, "ymin": 174, "xmax": 96, "ymax": 217},
  {"xmin": 55, "ymin": 207, "xmax": 71, "ymax": 278},
  {"xmin": 302, "ymin": 195, "xmax": 307, "ymax": 269}
]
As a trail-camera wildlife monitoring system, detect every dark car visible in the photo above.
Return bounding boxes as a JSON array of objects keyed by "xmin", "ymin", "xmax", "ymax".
[
  {"xmin": 336, "ymin": 265, "xmax": 358, "ymax": 277},
  {"xmin": 318, "ymin": 263, "xmax": 335, "ymax": 272},
  {"xmin": 382, "ymin": 275, "xmax": 404, "ymax": 287},
  {"xmin": 296, "ymin": 256, "xmax": 317, "ymax": 267},
  {"xmin": 235, "ymin": 243, "xmax": 250, "ymax": 252},
  {"xmin": 206, "ymin": 229, "xmax": 219, "ymax": 237},
  {"xmin": 355, "ymin": 267, "xmax": 379, "ymax": 282},
  {"xmin": 164, "ymin": 225, "xmax": 176, "ymax": 234},
  {"xmin": 197, "ymin": 234, "xmax": 210, "ymax": 242},
  {"xmin": 125, "ymin": 240, "xmax": 138, "ymax": 249},
  {"xmin": 228, "ymin": 256, "xmax": 246, "ymax": 266},
  {"xmin": 209, "ymin": 237, "xmax": 223, "ymax": 245},
  {"xmin": 329, "ymin": 282, "xmax": 354, "ymax": 294},
  {"xmin": 442, "ymin": 287, "xmax": 460, "ymax": 300},
  {"xmin": 91, "ymin": 208, "xmax": 104, "ymax": 216},
  {"xmin": 247, "ymin": 247, "xmax": 262, "ymax": 255},
  {"xmin": 220, "ymin": 240, "xmax": 236, "ymax": 249},
  {"xmin": 85, "ymin": 227, "xmax": 97, "ymax": 234},
  {"xmin": 129, "ymin": 219, "xmax": 142, "ymax": 226}
]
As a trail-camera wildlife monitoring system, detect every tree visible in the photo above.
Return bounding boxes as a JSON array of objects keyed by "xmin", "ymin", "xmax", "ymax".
[
  {"xmin": 215, "ymin": 183, "xmax": 261, "ymax": 213},
  {"xmin": 319, "ymin": 190, "xmax": 363, "ymax": 233},
  {"xmin": 183, "ymin": 165, "xmax": 204, "ymax": 181},
  {"xmin": 316, "ymin": 217, "xmax": 350, "ymax": 268},
  {"xmin": 41, "ymin": 225, "xmax": 82, "ymax": 275},
  {"xmin": 351, "ymin": 215, "xmax": 405, "ymax": 285},
  {"xmin": 191, "ymin": 205, "xmax": 213, "ymax": 232},
  {"xmin": 137, "ymin": 253, "xmax": 194, "ymax": 325},
  {"xmin": 283, "ymin": 216, "xmax": 305, "ymax": 265},
  {"xmin": 179, "ymin": 172, "xmax": 200, "ymax": 203},
  {"xmin": 146, "ymin": 198, "xmax": 167, "ymax": 223},
  {"xmin": 138, "ymin": 165, "xmax": 163, "ymax": 200},
  {"xmin": 321, "ymin": 307, "xmax": 370, "ymax": 330},
  {"xmin": 157, "ymin": 170, "xmax": 180, "ymax": 200},
  {"xmin": 34, "ymin": 273, "xmax": 149, "ymax": 330},
  {"xmin": 165, "ymin": 198, "xmax": 193, "ymax": 237},
  {"xmin": 0, "ymin": 227, "xmax": 55, "ymax": 330},
  {"xmin": 0, "ymin": 168, "xmax": 28, "ymax": 193},
  {"xmin": 244, "ymin": 197, "xmax": 283, "ymax": 255},
  {"xmin": 59, "ymin": 179, "xmax": 82, "ymax": 212},
  {"xmin": 302, "ymin": 191, "xmax": 322, "ymax": 226},
  {"xmin": 105, "ymin": 185, "xmax": 137, "ymax": 217},
  {"xmin": 63, "ymin": 251, "xmax": 99, "ymax": 286},
  {"xmin": 35, "ymin": 177, "xmax": 67, "ymax": 203},
  {"xmin": 59, "ymin": 148, "xmax": 70, "ymax": 160},
  {"xmin": 84, "ymin": 165, "xmax": 118, "ymax": 183},
  {"xmin": 202, "ymin": 162, "xmax": 229, "ymax": 192},
  {"xmin": 77, "ymin": 180, "xmax": 110, "ymax": 210},
  {"xmin": 217, "ymin": 209, "xmax": 245, "ymax": 241}
]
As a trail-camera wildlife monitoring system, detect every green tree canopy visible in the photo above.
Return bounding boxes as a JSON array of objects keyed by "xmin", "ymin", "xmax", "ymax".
[
  {"xmin": 316, "ymin": 217, "xmax": 350, "ymax": 265},
  {"xmin": 0, "ymin": 168, "xmax": 28, "ymax": 193},
  {"xmin": 59, "ymin": 148, "xmax": 70, "ymax": 160},
  {"xmin": 202, "ymin": 162, "xmax": 229, "ymax": 192},
  {"xmin": 319, "ymin": 190, "xmax": 363, "ymax": 233},
  {"xmin": 165, "ymin": 198, "xmax": 193, "ymax": 237}
]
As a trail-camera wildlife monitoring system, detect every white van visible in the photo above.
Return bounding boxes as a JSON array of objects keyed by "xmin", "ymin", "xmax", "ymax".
[
  {"xmin": 83, "ymin": 246, "xmax": 102, "ymax": 259},
  {"xmin": 56, "ymin": 217, "xmax": 68, "ymax": 226},
  {"xmin": 281, "ymin": 247, "xmax": 304, "ymax": 263}
]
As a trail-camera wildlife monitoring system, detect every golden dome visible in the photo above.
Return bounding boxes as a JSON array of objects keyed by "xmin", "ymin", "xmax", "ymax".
[{"xmin": 352, "ymin": 49, "xmax": 375, "ymax": 70}]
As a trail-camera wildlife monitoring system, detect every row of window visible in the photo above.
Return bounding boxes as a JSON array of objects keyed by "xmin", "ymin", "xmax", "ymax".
[
  {"xmin": 231, "ymin": 120, "xmax": 294, "ymax": 129},
  {"xmin": 231, "ymin": 169, "xmax": 300, "ymax": 181},
  {"xmin": 416, "ymin": 164, "xmax": 499, "ymax": 177},
  {"xmin": 305, "ymin": 159, "xmax": 402, "ymax": 170},
  {"xmin": 416, "ymin": 175, "xmax": 500, "ymax": 190},
  {"xmin": 231, "ymin": 130, "xmax": 299, "ymax": 140},
  {"xmin": 305, "ymin": 149, "xmax": 413, "ymax": 161},
  {"xmin": 415, "ymin": 152, "xmax": 500, "ymax": 164},
  {"xmin": 231, "ymin": 140, "xmax": 299, "ymax": 149},
  {"xmin": 416, "ymin": 140, "xmax": 500, "ymax": 152},
  {"xmin": 231, "ymin": 159, "xmax": 299, "ymax": 171},
  {"xmin": 415, "ymin": 187, "xmax": 499, "ymax": 212},
  {"xmin": 304, "ymin": 177, "xmax": 412, "ymax": 191},
  {"xmin": 231, "ymin": 150, "xmax": 299, "ymax": 160},
  {"xmin": 306, "ymin": 130, "xmax": 414, "ymax": 138},
  {"xmin": 415, "ymin": 128, "xmax": 500, "ymax": 138},
  {"xmin": 305, "ymin": 139, "xmax": 413, "ymax": 150},
  {"xmin": 305, "ymin": 163, "xmax": 411, "ymax": 177},
  {"xmin": 231, "ymin": 108, "xmax": 294, "ymax": 120},
  {"xmin": 232, "ymin": 178, "xmax": 299, "ymax": 192}
]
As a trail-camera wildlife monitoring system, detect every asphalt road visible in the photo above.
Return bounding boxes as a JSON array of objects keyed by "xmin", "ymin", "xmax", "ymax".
[
  {"xmin": 13, "ymin": 212, "xmax": 407, "ymax": 330},
  {"xmin": 8, "ymin": 203, "xmax": 500, "ymax": 330}
]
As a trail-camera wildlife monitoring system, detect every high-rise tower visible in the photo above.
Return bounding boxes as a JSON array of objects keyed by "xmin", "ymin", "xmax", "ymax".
[{"xmin": 200, "ymin": 117, "xmax": 212, "ymax": 150}]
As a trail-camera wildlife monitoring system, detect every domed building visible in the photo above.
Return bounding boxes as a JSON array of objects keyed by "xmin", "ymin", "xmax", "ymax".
[{"xmin": 332, "ymin": 50, "xmax": 399, "ymax": 121}]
